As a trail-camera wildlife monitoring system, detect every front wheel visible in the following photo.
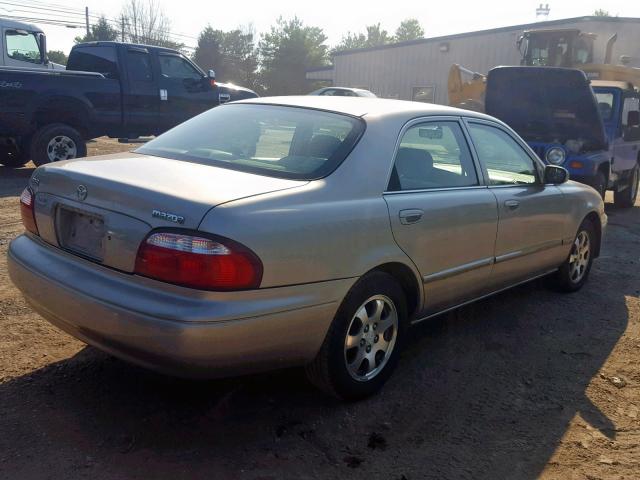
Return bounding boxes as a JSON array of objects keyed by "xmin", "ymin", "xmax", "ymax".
[
  {"xmin": 30, "ymin": 124, "xmax": 86, "ymax": 167},
  {"xmin": 550, "ymin": 219, "xmax": 596, "ymax": 292},
  {"xmin": 305, "ymin": 272, "xmax": 407, "ymax": 400},
  {"xmin": 613, "ymin": 165, "xmax": 639, "ymax": 208}
]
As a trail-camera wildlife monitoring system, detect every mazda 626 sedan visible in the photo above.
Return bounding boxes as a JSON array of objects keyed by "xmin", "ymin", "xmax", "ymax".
[{"xmin": 9, "ymin": 97, "xmax": 606, "ymax": 399}]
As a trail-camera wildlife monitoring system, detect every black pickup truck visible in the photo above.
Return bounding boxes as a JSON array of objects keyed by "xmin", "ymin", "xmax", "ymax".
[{"xmin": 0, "ymin": 41, "xmax": 257, "ymax": 167}]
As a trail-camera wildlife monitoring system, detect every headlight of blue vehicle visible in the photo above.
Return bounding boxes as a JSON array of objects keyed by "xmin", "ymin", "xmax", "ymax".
[{"xmin": 545, "ymin": 147, "xmax": 566, "ymax": 165}]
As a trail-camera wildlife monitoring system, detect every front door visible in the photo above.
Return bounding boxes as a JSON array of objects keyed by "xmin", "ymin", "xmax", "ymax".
[
  {"xmin": 465, "ymin": 120, "xmax": 570, "ymax": 288},
  {"xmin": 384, "ymin": 118, "xmax": 498, "ymax": 315},
  {"xmin": 156, "ymin": 53, "xmax": 217, "ymax": 132}
]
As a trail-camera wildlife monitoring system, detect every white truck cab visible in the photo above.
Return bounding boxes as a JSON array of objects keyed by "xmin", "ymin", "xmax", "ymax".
[{"xmin": 0, "ymin": 18, "xmax": 62, "ymax": 70}]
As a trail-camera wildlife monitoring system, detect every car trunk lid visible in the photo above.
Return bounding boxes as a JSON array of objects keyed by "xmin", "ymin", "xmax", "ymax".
[{"xmin": 31, "ymin": 152, "xmax": 306, "ymax": 272}]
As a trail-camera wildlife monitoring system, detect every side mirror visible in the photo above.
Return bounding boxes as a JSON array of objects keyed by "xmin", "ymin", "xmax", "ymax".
[
  {"xmin": 208, "ymin": 69, "xmax": 216, "ymax": 79},
  {"xmin": 627, "ymin": 110, "xmax": 640, "ymax": 127},
  {"xmin": 544, "ymin": 165, "xmax": 569, "ymax": 185}
]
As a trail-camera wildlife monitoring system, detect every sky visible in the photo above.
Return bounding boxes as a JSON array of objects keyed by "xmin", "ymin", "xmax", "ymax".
[{"xmin": 7, "ymin": 0, "xmax": 640, "ymax": 54}]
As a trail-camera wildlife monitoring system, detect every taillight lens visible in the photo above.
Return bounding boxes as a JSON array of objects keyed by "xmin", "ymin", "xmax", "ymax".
[
  {"xmin": 19, "ymin": 187, "xmax": 38, "ymax": 235},
  {"xmin": 134, "ymin": 231, "xmax": 263, "ymax": 291}
]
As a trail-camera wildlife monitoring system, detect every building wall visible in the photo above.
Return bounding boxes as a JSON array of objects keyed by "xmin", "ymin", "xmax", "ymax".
[{"xmin": 330, "ymin": 18, "xmax": 640, "ymax": 105}]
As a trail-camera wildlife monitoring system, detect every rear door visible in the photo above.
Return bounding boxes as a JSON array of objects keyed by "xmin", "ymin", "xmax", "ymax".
[
  {"xmin": 384, "ymin": 117, "xmax": 498, "ymax": 315},
  {"xmin": 465, "ymin": 120, "xmax": 570, "ymax": 288},
  {"xmin": 156, "ymin": 53, "xmax": 217, "ymax": 131},
  {"xmin": 122, "ymin": 47, "xmax": 159, "ymax": 137}
]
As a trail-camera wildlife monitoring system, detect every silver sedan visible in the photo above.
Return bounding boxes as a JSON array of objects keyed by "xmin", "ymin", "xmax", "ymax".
[{"xmin": 9, "ymin": 97, "xmax": 606, "ymax": 399}]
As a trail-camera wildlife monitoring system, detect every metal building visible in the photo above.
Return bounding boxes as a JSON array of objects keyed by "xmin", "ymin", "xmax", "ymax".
[{"xmin": 307, "ymin": 16, "xmax": 640, "ymax": 105}]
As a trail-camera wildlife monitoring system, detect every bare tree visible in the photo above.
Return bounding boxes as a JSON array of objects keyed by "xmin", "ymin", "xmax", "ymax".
[{"xmin": 120, "ymin": 0, "xmax": 181, "ymax": 49}]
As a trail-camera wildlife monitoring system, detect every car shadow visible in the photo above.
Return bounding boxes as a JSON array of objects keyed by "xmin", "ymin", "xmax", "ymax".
[
  {"xmin": 0, "ymin": 206, "xmax": 636, "ymax": 479},
  {"xmin": 0, "ymin": 166, "xmax": 35, "ymax": 198}
]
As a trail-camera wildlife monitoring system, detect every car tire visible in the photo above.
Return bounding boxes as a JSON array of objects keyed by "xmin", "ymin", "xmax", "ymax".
[
  {"xmin": 550, "ymin": 219, "xmax": 596, "ymax": 293},
  {"xmin": 30, "ymin": 124, "xmax": 86, "ymax": 167},
  {"xmin": 592, "ymin": 171, "xmax": 607, "ymax": 200},
  {"xmin": 613, "ymin": 165, "xmax": 639, "ymax": 208},
  {"xmin": 305, "ymin": 271, "xmax": 407, "ymax": 400}
]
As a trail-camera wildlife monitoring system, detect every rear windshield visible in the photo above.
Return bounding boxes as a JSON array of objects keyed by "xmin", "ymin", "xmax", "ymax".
[{"xmin": 137, "ymin": 104, "xmax": 365, "ymax": 180}]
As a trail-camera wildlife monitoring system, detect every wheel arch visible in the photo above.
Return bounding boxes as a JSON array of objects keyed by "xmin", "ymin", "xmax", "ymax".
[
  {"xmin": 368, "ymin": 262, "xmax": 422, "ymax": 319},
  {"xmin": 584, "ymin": 211, "xmax": 602, "ymax": 258},
  {"xmin": 31, "ymin": 96, "xmax": 91, "ymax": 138}
]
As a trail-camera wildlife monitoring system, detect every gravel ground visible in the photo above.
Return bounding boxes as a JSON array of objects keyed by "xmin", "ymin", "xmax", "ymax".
[{"xmin": 0, "ymin": 139, "xmax": 638, "ymax": 479}]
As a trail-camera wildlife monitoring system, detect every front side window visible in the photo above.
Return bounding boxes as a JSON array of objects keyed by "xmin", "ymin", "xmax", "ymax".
[
  {"xmin": 412, "ymin": 86, "xmax": 435, "ymax": 103},
  {"xmin": 137, "ymin": 104, "xmax": 365, "ymax": 180},
  {"xmin": 468, "ymin": 123, "xmax": 538, "ymax": 186},
  {"xmin": 5, "ymin": 30, "xmax": 42, "ymax": 64},
  {"xmin": 388, "ymin": 121, "xmax": 478, "ymax": 191},
  {"xmin": 595, "ymin": 92, "xmax": 615, "ymax": 121},
  {"xmin": 159, "ymin": 55, "xmax": 202, "ymax": 80}
]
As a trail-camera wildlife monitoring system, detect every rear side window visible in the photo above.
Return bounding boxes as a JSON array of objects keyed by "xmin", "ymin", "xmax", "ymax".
[
  {"xmin": 126, "ymin": 50, "xmax": 153, "ymax": 82},
  {"xmin": 68, "ymin": 46, "xmax": 119, "ymax": 79},
  {"xmin": 137, "ymin": 104, "xmax": 365, "ymax": 180},
  {"xmin": 468, "ymin": 123, "xmax": 538, "ymax": 186},
  {"xmin": 388, "ymin": 121, "xmax": 479, "ymax": 191}
]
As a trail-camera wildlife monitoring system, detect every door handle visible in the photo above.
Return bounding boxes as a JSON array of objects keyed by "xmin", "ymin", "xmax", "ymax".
[
  {"xmin": 504, "ymin": 200, "xmax": 520, "ymax": 210},
  {"xmin": 399, "ymin": 209, "xmax": 424, "ymax": 225}
]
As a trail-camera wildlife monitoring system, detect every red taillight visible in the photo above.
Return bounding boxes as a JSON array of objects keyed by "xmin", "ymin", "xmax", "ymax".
[
  {"xmin": 19, "ymin": 187, "xmax": 38, "ymax": 235},
  {"xmin": 134, "ymin": 231, "xmax": 263, "ymax": 291}
]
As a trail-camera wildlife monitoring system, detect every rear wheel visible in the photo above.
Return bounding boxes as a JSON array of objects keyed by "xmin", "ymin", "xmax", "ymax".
[
  {"xmin": 305, "ymin": 272, "xmax": 407, "ymax": 400},
  {"xmin": 550, "ymin": 219, "xmax": 596, "ymax": 292},
  {"xmin": 613, "ymin": 165, "xmax": 639, "ymax": 208},
  {"xmin": 30, "ymin": 124, "xmax": 86, "ymax": 167}
]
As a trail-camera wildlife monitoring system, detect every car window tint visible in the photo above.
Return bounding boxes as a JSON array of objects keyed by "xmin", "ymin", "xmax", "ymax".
[
  {"xmin": 5, "ymin": 30, "xmax": 41, "ymax": 64},
  {"xmin": 67, "ymin": 46, "xmax": 119, "ymax": 78},
  {"xmin": 137, "ymin": 104, "xmax": 365, "ymax": 180},
  {"xmin": 468, "ymin": 123, "xmax": 538, "ymax": 186},
  {"xmin": 159, "ymin": 55, "xmax": 201, "ymax": 80},
  {"xmin": 126, "ymin": 51, "xmax": 153, "ymax": 82},
  {"xmin": 389, "ymin": 121, "xmax": 478, "ymax": 191}
]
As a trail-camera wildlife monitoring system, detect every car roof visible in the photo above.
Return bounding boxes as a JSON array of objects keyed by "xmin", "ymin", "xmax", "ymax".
[
  {"xmin": 591, "ymin": 80, "xmax": 636, "ymax": 91},
  {"xmin": 0, "ymin": 17, "xmax": 42, "ymax": 32},
  {"xmin": 235, "ymin": 96, "xmax": 496, "ymax": 121}
]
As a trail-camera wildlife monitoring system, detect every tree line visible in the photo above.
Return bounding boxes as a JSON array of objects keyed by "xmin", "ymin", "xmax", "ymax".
[{"xmin": 48, "ymin": 0, "xmax": 425, "ymax": 95}]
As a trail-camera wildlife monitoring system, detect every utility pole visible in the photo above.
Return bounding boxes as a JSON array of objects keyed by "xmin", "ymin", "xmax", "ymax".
[
  {"xmin": 121, "ymin": 15, "xmax": 126, "ymax": 42},
  {"xmin": 85, "ymin": 6, "xmax": 90, "ymax": 37}
]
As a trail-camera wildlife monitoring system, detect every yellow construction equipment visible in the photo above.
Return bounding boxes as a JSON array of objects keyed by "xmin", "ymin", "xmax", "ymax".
[{"xmin": 448, "ymin": 29, "xmax": 640, "ymax": 111}]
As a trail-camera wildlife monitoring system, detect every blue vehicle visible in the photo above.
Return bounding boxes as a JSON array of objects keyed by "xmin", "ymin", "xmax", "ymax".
[{"xmin": 486, "ymin": 66, "xmax": 640, "ymax": 207}]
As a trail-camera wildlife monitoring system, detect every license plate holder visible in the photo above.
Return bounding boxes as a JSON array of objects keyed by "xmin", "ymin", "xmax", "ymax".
[{"xmin": 57, "ymin": 207, "xmax": 105, "ymax": 260}]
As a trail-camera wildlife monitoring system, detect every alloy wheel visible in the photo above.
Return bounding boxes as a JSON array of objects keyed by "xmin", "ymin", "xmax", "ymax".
[
  {"xmin": 569, "ymin": 231, "xmax": 590, "ymax": 283},
  {"xmin": 343, "ymin": 295, "xmax": 398, "ymax": 382}
]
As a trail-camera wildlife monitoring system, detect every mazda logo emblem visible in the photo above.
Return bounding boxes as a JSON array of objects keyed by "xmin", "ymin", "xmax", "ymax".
[{"xmin": 76, "ymin": 185, "xmax": 88, "ymax": 201}]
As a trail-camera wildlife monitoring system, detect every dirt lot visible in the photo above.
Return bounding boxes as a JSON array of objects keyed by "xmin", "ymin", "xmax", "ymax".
[{"xmin": 0, "ymin": 138, "xmax": 638, "ymax": 479}]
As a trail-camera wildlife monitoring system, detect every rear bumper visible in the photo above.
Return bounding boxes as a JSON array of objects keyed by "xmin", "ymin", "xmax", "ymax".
[{"xmin": 8, "ymin": 234, "xmax": 354, "ymax": 377}]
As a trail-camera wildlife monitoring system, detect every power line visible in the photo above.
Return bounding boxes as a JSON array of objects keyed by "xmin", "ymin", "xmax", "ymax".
[{"xmin": 0, "ymin": 1, "xmax": 199, "ymax": 47}]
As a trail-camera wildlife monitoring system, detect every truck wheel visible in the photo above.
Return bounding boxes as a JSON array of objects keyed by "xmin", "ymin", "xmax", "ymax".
[
  {"xmin": 549, "ymin": 218, "xmax": 596, "ymax": 293},
  {"xmin": 613, "ymin": 165, "xmax": 639, "ymax": 208},
  {"xmin": 0, "ymin": 144, "xmax": 29, "ymax": 168},
  {"xmin": 305, "ymin": 272, "xmax": 407, "ymax": 400},
  {"xmin": 30, "ymin": 124, "xmax": 86, "ymax": 167},
  {"xmin": 592, "ymin": 171, "xmax": 606, "ymax": 200}
]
